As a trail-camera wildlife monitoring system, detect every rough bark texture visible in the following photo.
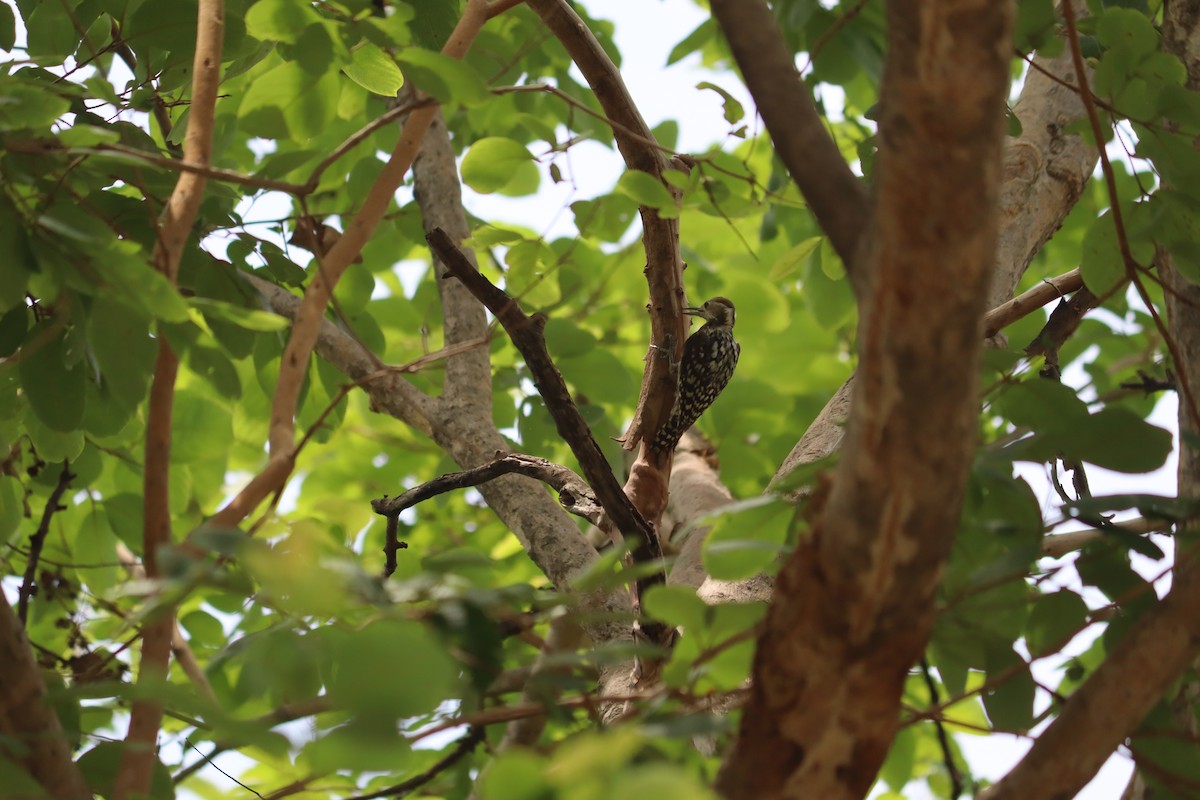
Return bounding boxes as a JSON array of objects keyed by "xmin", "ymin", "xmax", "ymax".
[
  {"xmin": 0, "ymin": 591, "xmax": 91, "ymax": 800},
  {"xmin": 716, "ymin": 2, "xmax": 1014, "ymax": 797},
  {"xmin": 774, "ymin": 29, "xmax": 1097, "ymax": 486}
]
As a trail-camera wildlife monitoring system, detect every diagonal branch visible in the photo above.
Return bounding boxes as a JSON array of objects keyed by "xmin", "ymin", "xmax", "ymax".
[
  {"xmin": 428, "ymin": 228, "xmax": 668, "ymax": 636},
  {"xmin": 426, "ymin": 229, "xmax": 655, "ymax": 552},
  {"xmin": 17, "ymin": 462, "xmax": 74, "ymax": 624},
  {"xmin": 982, "ymin": 553, "xmax": 1200, "ymax": 800},
  {"xmin": 266, "ymin": 0, "xmax": 489, "ymax": 461},
  {"xmin": 526, "ymin": 0, "xmax": 686, "ymax": 467},
  {"xmin": 709, "ymin": 0, "xmax": 870, "ymax": 292}
]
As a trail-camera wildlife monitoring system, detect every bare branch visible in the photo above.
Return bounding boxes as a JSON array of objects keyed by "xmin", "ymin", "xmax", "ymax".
[
  {"xmin": 17, "ymin": 462, "xmax": 74, "ymax": 624},
  {"xmin": 984, "ymin": 267, "xmax": 1082, "ymax": 339},
  {"xmin": 709, "ymin": 0, "xmax": 870, "ymax": 290},
  {"xmin": 372, "ymin": 453, "xmax": 604, "ymax": 576}
]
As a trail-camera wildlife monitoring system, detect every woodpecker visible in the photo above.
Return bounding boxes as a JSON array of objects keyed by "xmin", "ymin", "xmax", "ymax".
[{"xmin": 650, "ymin": 296, "xmax": 739, "ymax": 452}]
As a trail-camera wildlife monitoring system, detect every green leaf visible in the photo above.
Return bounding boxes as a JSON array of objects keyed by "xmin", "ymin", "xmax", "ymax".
[
  {"xmin": 240, "ymin": 58, "xmax": 341, "ymax": 140},
  {"xmin": 701, "ymin": 496, "xmax": 794, "ymax": 581},
  {"xmin": 981, "ymin": 645, "xmax": 1035, "ymax": 732},
  {"xmin": 0, "ymin": 81, "xmax": 70, "ymax": 131},
  {"xmin": 477, "ymin": 750, "xmax": 549, "ymax": 800},
  {"xmin": 88, "ymin": 298, "xmax": 155, "ymax": 410},
  {"xmin": 395, "ymin": 48, "xmax": 489, "ymax": 106},
  {"xmin": 544, "ymin": 317, "xmax": 597, "ymax": 359},
  {"xmin": 696, "ymin": 81, "xmax": 745, "ymax": 124},
  {"xmin": 0, "ymin": 476, "xmax": 20, "ymax": 541},
  {"xmin": 245, "ymin": 0, "xmax": 322, "ymax": 43},
  {"xmin": 324, "ymin": 619, "xmax": 461, "ymax": 719},
  {"xmin": 0, "ymin": 3, "xmax": 15, "ymax": 51},
  {"xmin": 343, "ymin": 43, "xmax": 404, "ymax": 96},
  {"xmin": 190, "ymin": 297, "xmax": 289, "ymax": 332},
  {"xmin": 1071, "ymin": 407, "xmax": 1172, "ymax": 473},
  {"xmin": 1097, "ymin": 6, "xmax": 1159, "ymax": 58},
  {"xmin": 768, "ymin": 236, "xmax": 822, "ymax": 282},
  {"xmin": 19, "ymin": 322, "xmax": 86, "ymax": 432},
  {"xmin": 461, "ymin": 137, "xmax": 539, "ymax": 195},
  {"xmin": 1080, "ymin": 212, "xmax": 1126, "ymax": 295},
  {"xmin": 1025, "ymin": 590, "xmax": 1089, "ymax": 655},
  {"xmin": 643, "ymin": 584, "xmax": 708, "ymax": 631},
  {"xmin": 616, "ymin": 170, "xmax": 678, "ymax": 217},
  {"xmin": 880, "ymin": 725, "xmax": 917, "ymax": 791}
]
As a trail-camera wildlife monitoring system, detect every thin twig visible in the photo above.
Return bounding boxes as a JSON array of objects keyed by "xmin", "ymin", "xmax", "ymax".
[
  {"xmin": 920, "ymin": 658, "xmax": 965, "ymax": 798},
  {"xmin": 339, "ymin": 727, "xmax": 484, "ymax": 800},
  {"xmin": 1060, "ymin": 0, "xmax": 1200, "ymax": 430},
  {"xmin": 983, "ymin": 267, "xmax": 1082, "ymax": 339},
  {"xmin": 17, "ymin": 462, "xmax": 75, "ymax": 625}
]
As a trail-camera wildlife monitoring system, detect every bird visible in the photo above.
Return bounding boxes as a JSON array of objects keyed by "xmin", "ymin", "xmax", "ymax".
[{"xmin": 650, "ymin": 296, "xmax": 740, "ymax": 452}]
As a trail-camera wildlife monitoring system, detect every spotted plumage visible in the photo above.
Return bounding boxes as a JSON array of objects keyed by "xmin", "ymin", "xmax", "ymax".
[{"xmin": 651, "ymin": 296, "xmax": 739, "ymax": 452}]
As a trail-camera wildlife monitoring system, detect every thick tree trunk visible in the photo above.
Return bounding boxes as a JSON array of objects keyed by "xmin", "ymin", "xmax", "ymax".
[{"xmin": 716, "ymin": 2, "xmax": 1014, "ymax": 797}]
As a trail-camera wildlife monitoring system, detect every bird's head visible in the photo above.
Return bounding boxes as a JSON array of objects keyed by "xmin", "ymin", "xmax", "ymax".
[{"xmin": 683, "ymin": 296, "xmax": 736, "ymax": 329}]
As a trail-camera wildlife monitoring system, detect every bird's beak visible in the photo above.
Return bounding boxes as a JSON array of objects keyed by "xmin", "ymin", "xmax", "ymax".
[{"xmin": 682, "ymin": 306, "xmax": 703, "ymax": 317}]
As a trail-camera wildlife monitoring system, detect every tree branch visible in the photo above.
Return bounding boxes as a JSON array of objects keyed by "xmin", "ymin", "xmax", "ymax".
[
  {"xmin": 774, "ymin": 24, "xmax": 1099, "ymax": 487},
  {"xmin": 983, "ymin": 267, "xmax": 1082, "ymax": 339},
  {"xmin": 709, "ymin": 0, "xmax": 870, "ymax": 291},
  {"xmin": 115, "ymin": 1, "xmax": 224, "ymax": 796},
  {"xmin": 372, "ymin": 452, "xmax": 604, "ymax": 576},
  {"xmin": 718, "ymin": 0, "xmax": 1015, "ymax": 795},
  {"xmin": 0, "ymin": 590, "xmax": 91, "ymax": 799},
  {"xmin": 526, "ymin": 0, "xmax": 686, "ymax": 484},
  {"xmin": 17, "ymin": 461, "xmax": 74, "ymax": 624},
  {"xmin": 982, "ymin": 553, "xmax": 1200, "ymax": 800}
]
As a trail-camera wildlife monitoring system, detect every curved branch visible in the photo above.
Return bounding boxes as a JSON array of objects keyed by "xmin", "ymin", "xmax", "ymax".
[
  {"xmin": 526, "ymin": 0, "xmax": 685, "ymax": 491},
  {"xmin": 709, "ymin": 0, "xmax": 870, "ymax": 291},
  {"xmin": 267, "ymin": 0, "xmax": 489, "ymax": 458},
  {"xmin": 372, "ymin": 452, "xmax": 604, "ymax": 576},
  {"xmin": 115, "ymin": 1, "xmax": 225, "ymax": 797}
]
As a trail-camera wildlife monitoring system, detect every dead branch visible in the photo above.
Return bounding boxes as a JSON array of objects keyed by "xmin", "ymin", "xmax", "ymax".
[
  {"xmin": 372, "ymin": 453, "xmax": 604, "ymax": 576},
  {"xmin": 17, "ymin": 462, "xmax": 74, "ymax": 624}
]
